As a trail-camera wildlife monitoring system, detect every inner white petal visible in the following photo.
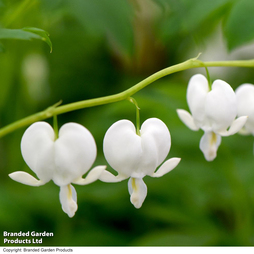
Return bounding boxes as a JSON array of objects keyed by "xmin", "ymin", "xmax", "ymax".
[
  {"xmin": 59, "ymin": 184, "xmax": 78, "ymax": 218},
  {"xmin": 199, "ymin": 131, "xmax": 222, "ymax": 161},
  {"xmin": 128, "ymin": 177, "xmax": 147, "ymax": 209}
]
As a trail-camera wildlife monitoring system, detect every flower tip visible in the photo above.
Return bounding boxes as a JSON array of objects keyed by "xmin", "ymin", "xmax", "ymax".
[
  {"xmin": 72, "ymin": 165, "xmax": 108, "ymax": 185},
  {"xmin": 204, "ymin": 153, "xmax": 216, "ymax": 162},
  {"xmin": 128, "ymin": 178, "xmax": 147, "ymax": 209},
  {"xmin": 65, "ymin": 203, "xmax": 78, "ymax": 218},
  {"xmin": 130, "ymin": 196, "xmax": 143, "ymax": 209},
  {"xmin": 176, "ymin": 109, "xmax": 199, "ymax": 131},
  {"xmin": 218, "ymin": 115, "xmax": 248, "ymax": 136},
  {"xmin": 60, "ymin": 185, "xmax": 78, "ymax": 218},
  {"xmin": 151, "ymin": 157, "xmax": 181, "ymax": 178}
]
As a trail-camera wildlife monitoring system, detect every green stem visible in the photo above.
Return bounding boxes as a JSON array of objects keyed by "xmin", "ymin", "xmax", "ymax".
[
  {"xmin": 204, "ymin": 66, "xmax": 212, "ymax": 89},
  {"xmin": 197, "ymin": 58, "xmax": 212, "ymax": 89},
  {"xmin": 128, "ymin": 97, "xmax": 141, "ymax": 135},
  {"xmin": 1, "ymin": 57, "xmax": 254, "ymax": 138},
  {"xmin": 53, "ymin": 115, "xmax": 59, "ymax": 140}
]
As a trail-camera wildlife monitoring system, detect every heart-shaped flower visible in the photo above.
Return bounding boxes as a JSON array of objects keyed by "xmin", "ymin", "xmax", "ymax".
[
  {"xmin": 9, "ymin": 121, "xmax": 108, "ymax": 217},
  {"xmin": 102, "ymin": 118, "xmax": 181, "ymax": 208},
  {"xmin": 235, "ymin": 83, "xmax": 254, "ymax": 135},
  {"xmin": 177, "ymin": 74, "xmax": 247, "ymax": 161}
]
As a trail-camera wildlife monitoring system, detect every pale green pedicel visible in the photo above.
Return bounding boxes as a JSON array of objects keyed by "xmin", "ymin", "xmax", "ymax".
[{"xmin": 1, "ymin": 57, "xmax": 254, "ymax": 138}]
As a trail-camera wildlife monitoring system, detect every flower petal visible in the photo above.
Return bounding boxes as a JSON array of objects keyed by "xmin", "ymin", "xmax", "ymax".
[
  {"xmin": 151, "ymin": 157, "xmax": 181, "ymax": 178},
  {"xmin": 199, "ymin": 131, "xmax": 221, "ymax": 161},
  {"xmin": 128, "ymin": 177, "xmax": 147, "ymax": 209},
  {"xmin": 9, "ymin": 171, "xmax": 46, "ymax": 186},
  {"xmin": 98, "ymin": 171, "xmax": 128, "ymax": 183},
  {"xmin": 72, "ymin": 165, "xmax": 109, "ymax": 185},
  {"xmin": 138, "ymin": 118, "xmax": 171, "ymax": 176},
  {"xmin": 236, "ymin": 84, "xmax": 254, "ymax": 134},
  {"xmin": 59, "ymin": 184, "xmax": 77, "ymax": 218},
  {"xmin": 205, "ymin": 79, "xmax": 237, "ymax": 132},
  {"xmin": 53, "ymin": 123, "xmax": 97, "ymax": 186},
  {"xmin": 103, "ymin": 118, "xmax": 172, "ymax": 178},
  {"xmin": 187, "ymin": 74, "xmax": 209, "ymax": 127},
  {"xmin": 103, "ymin": 120, "xmax": 142, "ymax": 177},
  {"xmin": 21, "ymin": 121, "xmax": 55, "ymax": 183},
  {"xmin": 217, "ymin": 116, "xmax": 248, "ymax": 136},
  {"xmin": 176, "ymin": 109, "xmax": 199, "ymax": 131}
]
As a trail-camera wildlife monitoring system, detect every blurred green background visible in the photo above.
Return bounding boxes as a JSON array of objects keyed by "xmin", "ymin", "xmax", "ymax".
[{"xmin": 1, "ymin": 0, "xmax": 254, "ymax": 246}]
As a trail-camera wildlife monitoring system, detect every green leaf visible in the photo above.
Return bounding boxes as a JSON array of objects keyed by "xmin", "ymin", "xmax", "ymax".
[
  {"xmin": 0, "ymin": 28, "xmax": 41, "ymax": 40},
  {"xmin": 223, "ymin": 0, "xmax": 254, "ymax": 51},
  {"xmin": 0, "ymin": 27, "xmax": 52, "ymax": 52},
  {"xmin": 22, "ymin": 27, "xmax": 52, "ymax": 53}
]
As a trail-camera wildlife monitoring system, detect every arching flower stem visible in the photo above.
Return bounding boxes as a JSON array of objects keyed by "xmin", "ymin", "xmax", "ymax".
[{"xmin": 1, "ymin": 56, "xmax": 254, "ymax": 138}]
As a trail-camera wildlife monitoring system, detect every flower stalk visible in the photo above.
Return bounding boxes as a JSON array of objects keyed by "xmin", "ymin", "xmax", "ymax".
[
  {"xmin": 53, "ymin": 115, "xmax": 59, "ymax": 140},
  {"xmin": 128, "ymin": 97, "xmax": 141, "ymax": 136},
  {"xmin": 1, "ymin": 57, "xmax": 254, "ymax": 138}
]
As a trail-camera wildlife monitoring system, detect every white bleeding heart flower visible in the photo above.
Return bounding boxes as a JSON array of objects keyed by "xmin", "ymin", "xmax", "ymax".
[
  {"xmin": 9, "ymin": 121, "xmax": 108, "ymax": 218},
  {"xmin": 177, "ymin": 74, "xmax": 247, "ymax": 161},
  {"xmin": 102, "ymin": 118, "xmax": 181, "ymax": 209},
  {"xmin": 235, "ymin": 84, "xmax": 254, "ymax": 135}
]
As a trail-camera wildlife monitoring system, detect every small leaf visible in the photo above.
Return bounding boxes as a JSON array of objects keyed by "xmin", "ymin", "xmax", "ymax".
[
  {"xmin": 0, "ymin": 27, "xmax": 52, "ymax": 52},
  {"xmin": 0, "ymin": 28, "xmax": 41, "ymax": 40},
  {"xmin": 22, "ymin": 27, "xmax": 52, "ymax": 53},
  {"xmin": 223, "ymin": 0, "xmax": 254, "ymax": 51}
]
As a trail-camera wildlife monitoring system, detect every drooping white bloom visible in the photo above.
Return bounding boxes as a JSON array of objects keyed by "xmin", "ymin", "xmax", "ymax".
[
  {"xmin": 9, "ymin": 122, "xmax": 108, "ymax": 218},
  {"xmin": 235, "ymin": 84, "xmax": 254, "ymax": 135},
  {"xmin": 102, "ymin": 118, "xmax": 181, "ymax": 209},
  {"xmin": 177, "ymin": 74, "xmax": 247, "ymax": 161}
]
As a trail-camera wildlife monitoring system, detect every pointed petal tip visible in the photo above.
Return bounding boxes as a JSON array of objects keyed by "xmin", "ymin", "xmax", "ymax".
[
  {"xmin": 199, "ymin": 132, "xmax": 221, "ymax": 161},
  {"xmin": 151, "ymin": 157, "xmax": 181, "ymax": 178},
  {"xmin": 66, "ymin": 203, "xmax": 78, "ymax": 218},
  {"xmin": 131, "ymin": 199, "xmax": 143, "ymax": 209},
  {"xmin": 99, "ymin": 171, "xmax": 128, "ymax": 183},
  {"xmin": 176, "ymin": 109, "xmax": 199, "ymax": 131},
  {"xmin": 60, "ymin": 185, "xmax": 78, "ymax": 218},
  {"xmin": 72, "ymin": 165, "xmax": 107, "ymax": 185},
  {"xmin": 128, "ymin": 178, "xmax": 147, "ymax": 209},
  {"xmin": 218, "ymin": 115, "xmax": 248, "ymax": 136}
]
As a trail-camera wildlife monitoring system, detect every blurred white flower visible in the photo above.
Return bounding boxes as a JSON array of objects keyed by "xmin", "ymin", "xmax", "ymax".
[
  {"xmin": 9, "ymin": 122, "xmax": 108, "ymax": 218},
  {"xmin": 177, "ymin": 74, "xmax": 247, "ymax": 161},
  {"xmin": 235, "ymin": 84, "xmax": 254, "ymax": 135},
  {"xmin": 103, "ymin": 118, "xmax": 181, "ymax": 208},
  {"xmin": 22, "ymin": 54, "xmax": 50, "ymax": 101}
]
